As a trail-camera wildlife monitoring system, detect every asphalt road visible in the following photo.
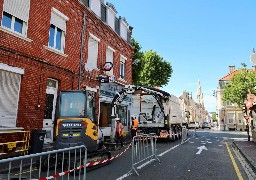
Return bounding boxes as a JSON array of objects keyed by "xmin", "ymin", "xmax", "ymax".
[
  {"xmin": 4, "ymin": 129, "xmax": 253, "ymax": 180},
  {"xmin": 87, "ymin": 129, "xmax": 252, "ymax": 180}
]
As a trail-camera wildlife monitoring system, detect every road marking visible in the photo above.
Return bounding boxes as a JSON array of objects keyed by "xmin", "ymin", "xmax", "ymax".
[
  {"xmin": 225, "ymin": 142, "xmax": 243, "ymax": 180},
  {"xmin": 137, "ymin": 159, "xmax": 156, "ymax": 169},
  {"xmin": 158, "ymin": 144, "xmax": 180, "ymax": 157},
  {"xmin": 116, "ymin": 172, "xmax": 133, "ymax": 180},
  {"xmin": 196, "ymin": 145, "xmax": 208, "ymax": 154}
]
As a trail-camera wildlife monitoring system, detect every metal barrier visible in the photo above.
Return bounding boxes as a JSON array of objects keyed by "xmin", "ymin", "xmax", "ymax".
[
  {"xmin": 129, "ymin": 134, "xmax": 160, "ymax": 176},
  {"xmin": 0, "ymin": 131, "xmax": 30, "ymax": 157},
  {"xmin": 0, "ymin": 145, "xmax": 87, "ymax": 180},
  {"xmin": 182, "ymin": 126, "xmax": 188, "ymax": 142}
]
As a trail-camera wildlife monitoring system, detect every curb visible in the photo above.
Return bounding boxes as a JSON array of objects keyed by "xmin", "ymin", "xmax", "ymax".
[{"xmin": 232, "ymin": 142, "xmax": 256, "ymax": 173}]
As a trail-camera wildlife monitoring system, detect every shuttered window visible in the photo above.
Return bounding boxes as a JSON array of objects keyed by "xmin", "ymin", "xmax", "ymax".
[
  {"xmin": 120, "ymin": 21, "xmax": 128, "ymax": 41},
  {"xmin": 91, "ymin": 0, "xmax": 101, "ymax": 17},
  {"xmin": 107, "ymin": 8, "xmax": 115, "ymax": 30},
  {"xmin": 106, "ymin": 46, "xmax": 114, "ymax": 75},
  {"xmin": 48, "ymin": 8, "xmax": 68, "ymax": 52},
  {"xmin": 87, "ymin": 34, "xmax": 100, "ymax": 69},
  {"xmin": 2, "ymin": 0, "xmax": 30, "ymax": 36},
  {"xmin": 0, "ymin": 70, "xmax": 21, "ymax": 127},
  {"xmin": 3, "ymin": 0, "xmax": 30, "ymax": 22}
]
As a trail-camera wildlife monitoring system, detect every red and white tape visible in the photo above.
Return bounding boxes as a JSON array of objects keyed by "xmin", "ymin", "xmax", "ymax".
[{"xmin": 38, "ymin": 143, "xmax": 132, "ymax": 180}]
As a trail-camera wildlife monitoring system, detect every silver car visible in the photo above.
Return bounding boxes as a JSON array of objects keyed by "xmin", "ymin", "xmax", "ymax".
[{"xmin": 202, "ymin": 122, "xmax": 211, "ymax": 129}]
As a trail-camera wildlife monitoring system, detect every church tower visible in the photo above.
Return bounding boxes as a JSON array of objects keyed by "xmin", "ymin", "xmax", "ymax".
[{"xmin": 196, "ymin": 79, "xmax": 203, "ymax": 106}]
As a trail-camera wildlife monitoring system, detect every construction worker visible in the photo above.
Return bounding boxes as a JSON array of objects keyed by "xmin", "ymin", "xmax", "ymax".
[
  {"xmin": 131, "ymin": 116, "xmax": 139, "ymax": 140},
  {"xmin": 115, "ymin": 118, "xmax": 124, "ymax": 148}
]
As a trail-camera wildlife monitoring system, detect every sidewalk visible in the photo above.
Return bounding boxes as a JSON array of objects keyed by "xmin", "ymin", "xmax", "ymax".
[{"xmin": 233, "ymin": 140, "xmax": 256, "ymax": 173}]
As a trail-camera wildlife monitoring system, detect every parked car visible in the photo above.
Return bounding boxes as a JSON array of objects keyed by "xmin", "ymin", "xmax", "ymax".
[
  {"xmin": 188, "ymin": 122, "xmax": 199, "ymax": 129},
  {"xmin": 202, "ymin": 122, "xmax": 211, "ymax": 129}
]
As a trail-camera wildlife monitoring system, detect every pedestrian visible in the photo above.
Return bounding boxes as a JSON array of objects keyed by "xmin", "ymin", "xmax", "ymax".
[
  {"xmin": 115, "ymin": 118, "xmax": 124, "ymax": 148},
  {"xmin": 131, "ymin": 116, "xmax": 139, "ymax": 140}
]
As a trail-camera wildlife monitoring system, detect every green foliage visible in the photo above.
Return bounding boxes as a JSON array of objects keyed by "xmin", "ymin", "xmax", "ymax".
[
  {"xmin": 131, "ymin": 39, "xmax": 143, "ymax": 85},
  {"xmin": 210, "ymin": 112, "xmax": 217, "ymax": 121},
  {"xmin": 139, "ymin": 50, "xmax": 173, "ymax": 87},
  {"xmin": 222, "ymin": 66, "xmax": 256, "ymax": 106},
  {"xmin": 131, "ymin": 39, "xmax": 173, "ymax": 87}
]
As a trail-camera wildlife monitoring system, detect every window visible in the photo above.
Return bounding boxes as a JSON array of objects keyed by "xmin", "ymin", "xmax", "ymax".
[
  {"xmin": 1, "ymin": 12, "xmax": 27, "ymax": 35},
  {"xmin": 106, "ymin": 46, "xmax": 115, "ymax": 75},
  {"xmin": 87, "ymin": 34, "xmax": 100, "ymax": 69},
  {"xmin": 225, "ymin": 101, "xmax": 234, "ymax": 106},
  {"xmin": 228, "ymin": 113, "xmax": 234, "ymax": 124},
  {"xmin": 1, "ymin": 0, "xmax": 30, "ymax": 36},
  {"xmin": 90, "ymin": 0, "xmax": 101, "ymax": 17},
  {"xmin": 120, "ymin": 55, "xmax": 126, "ymax": 80},
  {"xmin": 48, "ymin": 8, "xmax": 68, "ymax": 52},
  {"xmin": 0, "ymin": 64, "xmax": 24, "ymax": 128},
  {"xmin": 120, "ymin": 18, "xmax": 128, "ymax": 41},
  {"xmin": 106, "ymin": 3, "xmax": 116, "ymax": 29},
  {"xmin": 238, "ymin": 113, "xmax": 243, "ymax": 124}
]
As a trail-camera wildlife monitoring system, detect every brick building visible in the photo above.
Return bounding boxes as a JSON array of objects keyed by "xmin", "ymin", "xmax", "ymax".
[{"xmin": 0, "ymin": 0, "xmax": 134, "ymax": 143}]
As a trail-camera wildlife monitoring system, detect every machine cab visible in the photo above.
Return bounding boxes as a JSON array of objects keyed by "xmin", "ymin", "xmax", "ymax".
[{"xmin": 58, "ymin": 90, "xmax": 95, "ymax": 121}]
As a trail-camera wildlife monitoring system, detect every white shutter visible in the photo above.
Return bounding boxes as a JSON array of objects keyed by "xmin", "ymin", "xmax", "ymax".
[
  {"xmin": 106, "ymin": 47, "xmax": 114, "ymax": 75},
  {"xmin": 91, "ymin": 0, "xmax": 101, "ymax": 17},
  {"xmin": 120, "ymin": 21, "xmax": 127, "ymax": 40},
  {"xmin": 87, "ymin": 36, "xmax": 98, "ymax": 69},
  {"xmin": 107, "ymin": 8, "xmax": 115, "ymax": 29},
  {"xmin": 50, "ymin": 11, "xmax": 66, "ymax": 31},
  {"xmin": 3, "ymin": 0, "xmax": 30, "ymax": 22},
  {"xmin": 0, "ymin": 70, "xmax": 21, "ymax": 127}
]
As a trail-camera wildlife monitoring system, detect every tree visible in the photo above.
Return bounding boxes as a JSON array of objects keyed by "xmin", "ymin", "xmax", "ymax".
[
  {"xmin": 139, "ymin": 50, "xmax": 172, "ymax": 87},
  {"xmin": 131, "ymin": 39, "xmax": 173, "ymax": 87},
  {"xmin": 222, "ymin": 64, "xmax": 256, "ymax": 106},
  {"xmin": 131, "ymin": 38, "xmax": 143, "ymax": 85},
  {"xmin": 210, "ymin": 112, "xmax": 217, "ymax": 121}
]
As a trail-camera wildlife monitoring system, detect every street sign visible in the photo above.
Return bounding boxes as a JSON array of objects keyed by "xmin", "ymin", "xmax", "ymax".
[{"xmin": 98, "ymin": 76, "xmax": 115, "ymax": 83}]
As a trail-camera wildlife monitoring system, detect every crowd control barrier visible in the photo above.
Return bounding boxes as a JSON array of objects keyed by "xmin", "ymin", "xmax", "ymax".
[
  {"xmin": 0, "ymin": 145, "xmax": 86, "ymax": 180},
  {"xmin": 129, "ymin": 134, "xmax": 160, "ymax": 176},
  {"xmin": 182, "ymin": 126, "xmax": 188, "ymax": 142},
  {"xmin": 0, "ymin": 130, "xmax": 30, "ymax": 158}
]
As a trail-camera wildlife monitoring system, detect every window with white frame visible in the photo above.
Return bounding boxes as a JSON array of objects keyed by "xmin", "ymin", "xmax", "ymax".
[
  {"xmin": 48, "ymin": 8, "xmax": 68, "ymax": 52},
  {"xmin": 107, "ymin": 6, "xmax": 115, "ymax": 29},
  {"xmin": 120, "ymin": 55, "xmax": 126, "ymax": 79},
  {"xmin": 106, "ymin": 46, "xmax": 114, "ymax": 75},
  {"xmin": 120, "ymin": 19, "xmax": 128, "ymax": 41},
  {"xmin": 87, "ymin": 34, "xmax": 100, "ymax": 69},
  {"xmin": 1, "ymin": 0, "xmax": 30, "ymax": 36},
  {"xmin": 90, "ymin": 0, "xmax": 101, "ymax": 17},
  {"xmin": 238, "ymin": 113, "xmax": 243, "ymax": 124},
  {"xmin": 228, "ymin": 113, "xmax": 234, "ymax": 124},
  {"xmin": 225, "ymin": 101, "xmax": 234, "ymax": 106}
]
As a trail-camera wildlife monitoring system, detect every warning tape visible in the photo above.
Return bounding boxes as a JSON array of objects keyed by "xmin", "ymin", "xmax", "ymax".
[{"xmin": 38, "ymin": 143, "xmax": 132, "ymax": 180}]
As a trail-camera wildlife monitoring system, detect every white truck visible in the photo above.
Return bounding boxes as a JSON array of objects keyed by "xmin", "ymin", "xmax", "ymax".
[
  {"xmin": 111, "ymin": 85, "xmax": 187, "ymax": 141},
  {"xmin": 130, "ymin": 86, "xmax": 186, "ymax": 141}
]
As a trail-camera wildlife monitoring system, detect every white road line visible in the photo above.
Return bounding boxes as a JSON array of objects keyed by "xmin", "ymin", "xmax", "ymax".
[
  {"xmin": 116, "ymin": 172, "xmax": 133, "ymax": 180},
  {"xmin": 137, "ymin": 159, "xmax": 156, "ymax": 169},
  {"xmin": 158, "ymin": 137, "xmax": 192, "ymax": 157},
  {"xmin": 158, "ymin": 144, "xmax": 180, "ymax": 157}
]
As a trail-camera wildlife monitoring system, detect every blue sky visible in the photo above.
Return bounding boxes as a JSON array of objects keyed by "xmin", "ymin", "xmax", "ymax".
[{"xmin": 107, "ymin": 0, "xmax": 256, "ymax": 112}]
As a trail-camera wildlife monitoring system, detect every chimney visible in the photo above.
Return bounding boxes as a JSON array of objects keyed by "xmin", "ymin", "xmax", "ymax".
[{"xmin": 229, "ymin": 66, "xmax": 235, "ymax": 73}]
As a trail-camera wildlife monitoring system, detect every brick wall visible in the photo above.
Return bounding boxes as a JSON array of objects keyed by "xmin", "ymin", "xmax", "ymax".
[{"xmin": 0, "ymin": 0, "xmax": 133, "ymax": 142}]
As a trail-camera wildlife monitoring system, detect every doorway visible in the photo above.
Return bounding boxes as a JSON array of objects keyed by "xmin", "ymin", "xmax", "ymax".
[{"xmin": 43, "ymin": 79, "xmax": 58, "ymax": 144}]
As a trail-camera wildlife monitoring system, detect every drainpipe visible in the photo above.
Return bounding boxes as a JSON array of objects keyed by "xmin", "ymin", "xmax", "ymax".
[{"xmin": 78, "ymin": 11, "xmax": 86, "ymax": 90}]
